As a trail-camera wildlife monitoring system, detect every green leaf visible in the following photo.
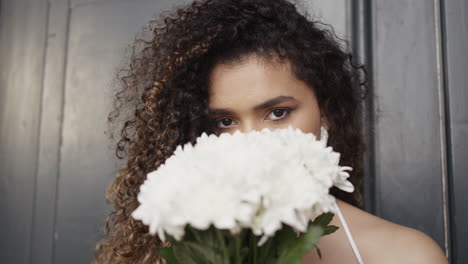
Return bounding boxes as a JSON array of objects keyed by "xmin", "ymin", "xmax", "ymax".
[
  {"xmin": 172, "ymin": 244, "xmax": 199, "ymax": 264},
  {"xmin": 163, "ymin": 232, "xmax": 181, "ymax": 247},
  {"xmin": 274, "ymin": 225, "xmax": 299, "ymax": 247},
  {"xmin": 323, "ymin": 225, "xmax": 339, "ymax": 236},
  {"xmin": 275, "ymin": 224, "xmax": 324, "ymax": 264},
  {"xmin": 314, "ymin": 245, "xmax": 322, "ymax": 259},
  {"xmin": 158, "ymin": 247, "xmax": 178, "ymax": 264},
  {"xmin": 185, "ymin": 226, "xmax": 201, "ymax": 242},
  {"xmin": 312, "ymin": 212, "xmax": 334, "ymax": 227},
  {"xmin": 182, "ymin": 241, "xmax": 224, "ymax": 264},
  {"xmin": 201, "ymin": 225, "xmax": 221, "ymax": 250}
]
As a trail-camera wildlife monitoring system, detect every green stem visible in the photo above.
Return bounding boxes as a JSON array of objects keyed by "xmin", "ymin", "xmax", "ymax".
[
  {"xmin": 215, "ymin": 228, "xmax": 229, "ymax": 264},
  {"xmin": 253, "ymin": 233, "xmax": 258, "ymax": 264},
  {"xmin": 234, "ymin": 233, "xmax": 241, "ymax": 264}
]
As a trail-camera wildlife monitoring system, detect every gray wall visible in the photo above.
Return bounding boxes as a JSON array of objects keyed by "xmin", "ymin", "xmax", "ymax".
[{"xmin": 0, "ymin": 0, "xmax": 465, "ymax": 263}]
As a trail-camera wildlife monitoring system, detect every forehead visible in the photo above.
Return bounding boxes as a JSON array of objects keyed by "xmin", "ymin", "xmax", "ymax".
[{"xmin": 208, "ymin": 55, "xmax": 313, "ymax": 108}]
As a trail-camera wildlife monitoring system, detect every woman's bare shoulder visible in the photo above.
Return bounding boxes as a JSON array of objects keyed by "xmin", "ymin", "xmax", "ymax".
[{"xmin": 341, "ymin": 200, "xmax": 448, "ymax": 264}]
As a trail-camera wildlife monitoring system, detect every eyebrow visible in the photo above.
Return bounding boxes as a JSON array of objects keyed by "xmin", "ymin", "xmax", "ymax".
[{"xmin": 208, "ymin": 95, "xmax": 298, "ymax": 116}]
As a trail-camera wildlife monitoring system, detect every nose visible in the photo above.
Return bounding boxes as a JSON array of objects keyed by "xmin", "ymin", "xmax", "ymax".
[{"xmin": 235, "ymin": 120, "xmax": 263, "ymax": 134}]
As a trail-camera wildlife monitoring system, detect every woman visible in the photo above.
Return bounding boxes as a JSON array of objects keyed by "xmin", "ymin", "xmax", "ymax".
[{"xmin": 93, "ymin": 0, "xmax": 448, "ymax": 263}]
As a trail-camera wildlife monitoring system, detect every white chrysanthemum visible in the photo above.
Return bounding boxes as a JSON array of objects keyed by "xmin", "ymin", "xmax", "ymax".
[{"xmin": 131, "ymin": 125, "xmax": 354, "ymax": 246}]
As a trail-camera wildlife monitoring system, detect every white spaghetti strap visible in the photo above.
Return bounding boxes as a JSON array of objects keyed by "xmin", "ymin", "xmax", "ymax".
[{"xmin": 334, "ymin": 200, "xmax": 365, "ymax": 264}]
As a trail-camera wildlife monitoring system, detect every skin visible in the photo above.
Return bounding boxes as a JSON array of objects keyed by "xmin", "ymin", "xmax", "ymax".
[
  {"xmin": 208, "ymin": 55, "xmax": 326, "ymax": 136},
  {"xmin": 207, "ymin": 54, "xmax": 448, "ymax": 264}
]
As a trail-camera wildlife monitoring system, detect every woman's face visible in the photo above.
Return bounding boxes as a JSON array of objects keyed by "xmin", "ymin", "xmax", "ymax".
[{"xmin": 208, "ymin": 55, "xmax": 326, "ymax": 137}]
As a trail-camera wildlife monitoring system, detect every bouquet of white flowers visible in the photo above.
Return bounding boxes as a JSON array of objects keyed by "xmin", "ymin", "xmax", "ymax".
[{"xmin": 132, "ymin": 125, "xmax": 354, "ymax": 264}]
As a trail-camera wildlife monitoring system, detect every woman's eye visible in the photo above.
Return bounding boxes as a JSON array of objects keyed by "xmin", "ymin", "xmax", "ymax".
[
  {"xmin": 216, "ymin": 118, "xmax": 235, "ymax": 129},
  {"xmin": 267, "ymin": 108, "xmax": 291, "ymax": 121},
  {"xmin": 214, "ymin": 108, "xmax": 291, "ymax": 129}
]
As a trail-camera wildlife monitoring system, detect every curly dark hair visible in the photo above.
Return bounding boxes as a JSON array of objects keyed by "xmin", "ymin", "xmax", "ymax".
[{"xmin": 92, "ymin": 0, "xmax": 368, "ymax": 263}]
